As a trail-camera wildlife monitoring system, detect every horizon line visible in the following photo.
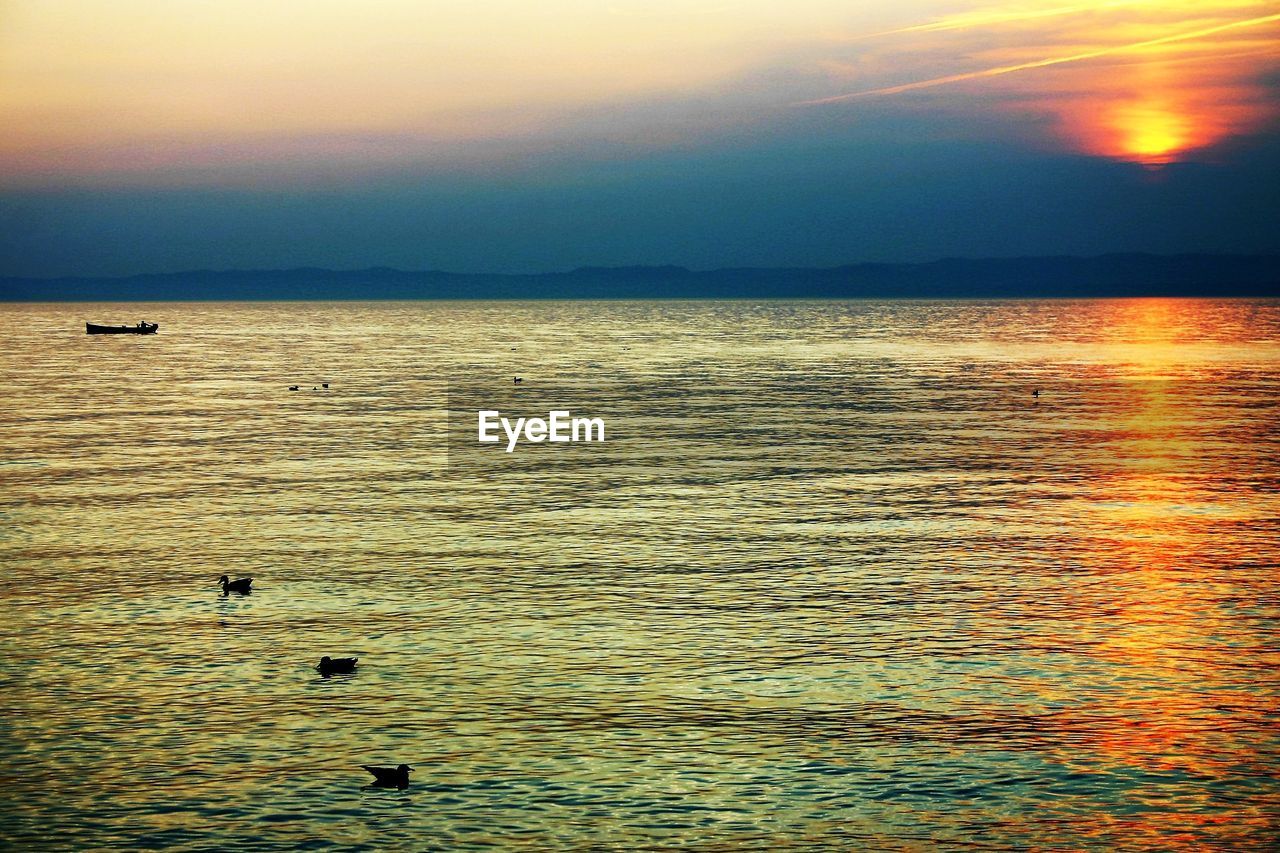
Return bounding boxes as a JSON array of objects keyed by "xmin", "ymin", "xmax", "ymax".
[{"xmin": 4, "ymin": 250, "xmax": 1279, "ymax": 283}]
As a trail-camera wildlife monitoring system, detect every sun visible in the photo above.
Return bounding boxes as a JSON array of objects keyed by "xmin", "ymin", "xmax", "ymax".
[{"xmin": 1115, "ymin": 102, "xmax": 1190, "ymax": 164}]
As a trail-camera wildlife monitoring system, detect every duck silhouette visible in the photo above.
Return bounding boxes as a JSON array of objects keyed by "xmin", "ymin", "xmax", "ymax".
[
  {"xmin": 513, "ymin": 376, "xmax": 523, "ymax": 384},
  {"xmin": 317, "ymin": 656, "xmax": 358, "ymax": 675},
  {"xmin": 362, "ymin": 764, "xmax": 412, "ymax": 788},
  {"xmin": 218, "ymin": 575, "xmax": 253, "ymax": 594},
  {"xmin": 288, "ymin": 385, "xmax": 299, "ymax": 391}
]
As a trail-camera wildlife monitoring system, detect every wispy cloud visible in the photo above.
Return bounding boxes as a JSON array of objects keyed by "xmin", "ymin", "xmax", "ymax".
[
  {"xmin": 854, "ymin": 0, "xmax": 1163, "ymax": 40},
  {"xmin": 800, "ymin": 11, "xmax": 1280, "ymax": 104}
]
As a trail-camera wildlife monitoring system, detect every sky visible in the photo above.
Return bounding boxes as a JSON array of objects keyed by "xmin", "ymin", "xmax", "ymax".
[{"xmin": 1, "ymin": 0, "xmax": 1278, "ymax": 277}]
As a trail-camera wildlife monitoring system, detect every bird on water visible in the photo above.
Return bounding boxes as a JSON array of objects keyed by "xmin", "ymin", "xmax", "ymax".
[
  {"xmin": 218, "ymin": 575, "xmax": 253, "ymax": 594},
  {"xmin": 317, "ymin": 656, "xmax": 358, "ymax": 674},
  {"xmin": 362, "ymin": 764, "xmax": 412, "ymax": 788},
  {"xmin": 513, "ymin": 376, "xmax": 523, "ymax": 384}
]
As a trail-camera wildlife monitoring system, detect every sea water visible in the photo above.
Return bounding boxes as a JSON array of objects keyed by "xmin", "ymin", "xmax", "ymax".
[{"xmin": 1, "ymin": 299, "xmax": 1277, "ymax": 849}]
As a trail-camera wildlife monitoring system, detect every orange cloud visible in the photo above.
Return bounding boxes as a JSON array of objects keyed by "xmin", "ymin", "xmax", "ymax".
[{"xmin": 804, "ymin": 2, "xmax": 1280, "ymax": 163}]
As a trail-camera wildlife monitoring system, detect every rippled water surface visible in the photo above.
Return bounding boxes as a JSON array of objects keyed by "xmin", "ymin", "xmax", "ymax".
[{"xmin": 2, "ymin": 299, "xmax": 1278, "ymax": 850}]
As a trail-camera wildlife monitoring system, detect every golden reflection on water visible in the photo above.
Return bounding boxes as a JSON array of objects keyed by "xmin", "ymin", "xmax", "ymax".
[
  {"xmin": 1037, "ymin": 299, "xmax": 1280, "ymax": 844},
  {"xmin": 1, "ymin": 299, "xmax": 1278, "ymax": 849}
]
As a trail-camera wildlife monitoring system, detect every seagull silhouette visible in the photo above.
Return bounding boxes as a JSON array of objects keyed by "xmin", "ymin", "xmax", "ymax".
[
  {"xmin": 317, "ymin": 656, "xmax": 358, "ymax": 675},
  {"xmin": 362, "ymin": 764, "xmax": 412, "ymax": 788},
  {"xmin": 218, "ymin": 575, "xmax": 253, "ymax": 594}
]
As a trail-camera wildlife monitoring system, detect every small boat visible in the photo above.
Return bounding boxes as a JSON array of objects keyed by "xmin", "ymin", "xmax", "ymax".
[{"xmin": 87, "ymin": 322, "xmax": 158, "ymax": 335}]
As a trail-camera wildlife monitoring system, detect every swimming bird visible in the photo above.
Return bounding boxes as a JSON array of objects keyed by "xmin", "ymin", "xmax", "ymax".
[
  {"xmin": 322, "ymin": 382, "xmax": 329, "ymax": 389},
  {"xmin": 288, "ymin": 385, "xmax": 299, "ymax": 391},
  {"xmin": 362, "ymin": 764, "xmax": 412, "ymax": 788},
  {"xmin": 218, "ymin": 575, "xmax": 253, "ymax": 594},
  {"xmin": 513, "ymin": 376, "xmax": 523, "ymax": 384},
  {"xmin": 317, "ymin": 656, "xmax": 358, "ymax": 674},
  {"xmin": 1032, "ymin": 388, "xmax": 1040, "ymax": 398}
]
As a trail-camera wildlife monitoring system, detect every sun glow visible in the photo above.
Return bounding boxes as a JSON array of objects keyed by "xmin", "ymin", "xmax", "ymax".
[
  {"xmin": 809, "ymin": 2, "xmax": 1280, "ymax": 164},
  {"xmin": 1006, "ymin": 6, "xmax": 1280, "ymax": 163},
  {"xmin": 1114, "ymin": 102, "xmax": 1189, "ymax": 163}
]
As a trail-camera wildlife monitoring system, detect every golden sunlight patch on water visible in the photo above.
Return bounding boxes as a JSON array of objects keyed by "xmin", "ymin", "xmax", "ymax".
[{"xmin": 1070, "ymin": 299, "xmax": 1277, "ymax": 815}]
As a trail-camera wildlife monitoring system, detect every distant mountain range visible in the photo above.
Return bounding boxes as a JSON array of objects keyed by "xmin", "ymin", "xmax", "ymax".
[{"xmin": 3, "ymin": 254, "xmax": 1278, "ymax": 300}]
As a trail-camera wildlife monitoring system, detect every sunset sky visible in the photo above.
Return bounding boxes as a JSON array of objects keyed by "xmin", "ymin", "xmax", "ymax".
[{"xmin": 2, "ymin": 0, "xmax": 1278, "ymax": 277}]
